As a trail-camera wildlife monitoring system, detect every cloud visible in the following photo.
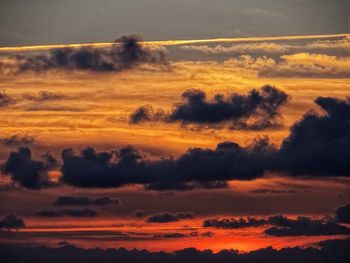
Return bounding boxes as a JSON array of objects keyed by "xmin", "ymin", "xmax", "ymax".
[
  {"xmin": 60, "ymin": 140, "xmax": 269, "ymax": 188},
  {"xmin": 0, "ymin": 35, "xmax": 167, "ymax": 74},
  {"xmin": 1, "ymin": 238, "xmax": 349, "ymax": 263},
  {"xmin": 203, "ymin": 217, "xmax": 268, "ymax": 229},
  {"xmin": 224, "ymin": 53, "xmax": 350, "ymax": 78},
  {"xmin": 132, "ymin": 209, "xmax": 147, "ymax": 218},
  {"xmin": 54, "ymin": 196, "xmax": 120, "ymax": 206},
  {"xmin": 35, "ymin": 209, "xmax": 98, "ymax": 217},
  {"xmin": 22, "ymin": 91, "xmax": 66, "ymax": 101},
  {"xmin": 0, "ymin": 135, "xmax": 34, "ymax": 147},
  {"xmin": 249, "ymin": 189, "xmax": 299, "ymax": 194},
  {"xmin": 335, "ymin": 204, "xmax": 350, "ymax": 223},
  {"xmin": 204, "ymin": 214, "xmax": 350, "ymax": 236},
  {"xmin": 130, "ymin": 85, "xmax": 288, "ymax": 130},
  {"xmin": 274, "ymin": 97, "xmax": 350, "ymax": 176},
  {"xmin": 147, "ymin": 212, "xmax": 194, "ymax": 223},
  {"xmin": 0, "ymin": 90, "xmax": 15, "ymax": 107},
  {"xmin": 0, "ymin": 214, "xmax": 25, "ymax": 230},
  {"xmin": 180, "ymin": 36, "xmax": 350, "ymax": 55},
  {"xmin": 1, "ymin": 147, "xmax": 57, "ymax": 189},
  {"xmin": 4, "ymin": 96, "xmax": 350, "ymax": 189},
  {"xmin": 264, "ymin": 216, "xmax": 350, "ymax": 236},
  {"xmin": 144, "ymin": 180, "xmax": 228, "ymax": 191}
]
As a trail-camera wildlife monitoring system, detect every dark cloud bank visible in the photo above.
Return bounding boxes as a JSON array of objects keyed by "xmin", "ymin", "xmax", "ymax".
[
  {"xmin": 0, "ymin": 35, "xmax": 167, "ymax": 74},
  {"xmin": 54, "ymin": 196, "xmax": 120, "ymax": 206},
  {"xmin": 147, "ymin": 212, "xmax": 194, "ymax": 223},
  {"xmin": 130, "ymin": 85, "xmax": 288, "ymax": 130},
  {"xmin": 35, "ymin": 208, "xmax": 98, "ymax": 218},
  {"xmin": 2, "ymin": 96, "xmax": 350, "ymax": 189},
  {"xmin": 203, "ymin": 214, "xmax": 350, "ymax": 236},
  {"xmin": 0, "ymin": 239, "xmax": 349, "ymax": 263},
  {"xmin": 0, "ymin": 214, "xmax": 25, "ymax": 230}
]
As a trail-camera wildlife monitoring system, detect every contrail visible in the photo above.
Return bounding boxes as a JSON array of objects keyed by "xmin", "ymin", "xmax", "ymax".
[{"xmin": 0, "ymin": 33, "xmax": 348, "ymax": 53}]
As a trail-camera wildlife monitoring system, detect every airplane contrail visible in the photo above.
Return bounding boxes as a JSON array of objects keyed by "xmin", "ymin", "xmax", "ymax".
[{"xmin": 0, "ymin": 33, "xmax": 348, "ymax": 53}]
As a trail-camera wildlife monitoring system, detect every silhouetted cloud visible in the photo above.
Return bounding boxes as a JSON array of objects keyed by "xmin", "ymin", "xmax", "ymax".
[
  {"xmin": 0, "ymin": 90, "xmax": 15, "ymax": 107},
  {"xmin": 22, "ymin": 91, "xmax": 66, "ymax": 101},
  {"xmin": 35, "ymin": 209, "xmax": 97, "ymax": 217},
  {"xmin": 0, "ymin": 35, "xmax": 167, "ymax": 74},
  {"xmin": 274, "ymin": 96, "xmax": 350, "ymax": 176},
  {"xmin": 0, "ymin": 135, "xmax": 34, "ymax": 146},
  {"xmin": 249, "ymin": 189, "xmax": 299, "ymax": 194},
  {"xmin": 1, "ymin": 147, "xmax": 57, "ymax": 189},
  {"xmin": 54, "ymin": 196, "xmax": 120, "ymax": 206},
  {"xmin": 335, "ymin": 204, "xmax": 350, "ymax": 223},
  {"xmin": 265, "ymin": 215, "xmax": 350, "ymax": 236},
  {"xmin": 147, "ymin": 212, "xmax": 194, "ymax": 223},
  {"xmin": 0, "ymin": 214, "xmax": 25, "ymax": 230},
  {"xmin": 60, "ymin": 140, "xmax": 269, "ymax": 188},
  {"xmin": 132, "ymin": 209, "xmax": 147, "ymax": 218},
  {"xmin": 1, "ymin": 239, "xmax": 349, "ymax": 263},
  {"xmin": 130, "ymin": 86, "xmax": 288, "ymax": 130},
  {"xmin": 203, "ymin": 214, "xmax": 350, "ymax": 236},
  {"xmin": 144, "ymin": 180, "xmax": 228, "ymax": 191}
]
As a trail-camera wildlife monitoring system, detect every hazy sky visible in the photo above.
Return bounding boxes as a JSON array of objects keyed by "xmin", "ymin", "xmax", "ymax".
[{"xmin": 0, "ymin": 0, "xmax": 349, "ymax": 46}]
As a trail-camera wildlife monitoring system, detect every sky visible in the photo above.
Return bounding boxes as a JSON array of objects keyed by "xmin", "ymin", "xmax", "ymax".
[{"xmin": 0, "ymin": 1, "xmax": 350, "ymax": 262}]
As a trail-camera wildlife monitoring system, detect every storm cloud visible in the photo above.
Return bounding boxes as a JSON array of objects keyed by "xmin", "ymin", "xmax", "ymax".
[{"xmin": 130, "ymin": 85, "xmax": 288, "ymax": 130}]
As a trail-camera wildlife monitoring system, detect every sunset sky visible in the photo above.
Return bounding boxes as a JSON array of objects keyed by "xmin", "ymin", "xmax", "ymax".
[{"xmin": 0, "ymin": 1, "xmax": 349, "ymax": 262}]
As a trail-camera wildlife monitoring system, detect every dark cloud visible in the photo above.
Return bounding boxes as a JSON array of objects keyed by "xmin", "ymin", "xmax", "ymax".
[
  {"xmin": 203, "ymin": 214, "xmax": 350, "ymax": 236},
  {"xmin": 1, "ymin": 35, "xmax": 167, "ymax": 74},
  {"xmin": 203, "ymin": 217, "xmax": 268, "ymax": 229},
  {"xmin": 1, "ymin": 239, "xmax": 349, "ymax": 263},
  {"xmin": 0, "ymin": 90, "xmax": 15, "ymax": 107},
  {"xmin": 0, "ymin": 214, "xmax": 25, "ymax": 230},
  {"xmin": 54, "ymin": 196, "xmax": 120, "ymax": 206},
  {"xmin": 4, "ymin": 96, "xmax": 350, "ymax": 190},
  {"xmin": 147, "ymin": 212, "xmax": 194, "ymax": 223},
  {"xmin": 144, "ymin": 180, "xmax": 228, "ymax": 192},
  {"xmin": 0, "ymin": 135, "xmax": 34, "ymax": 147},
  {"xmin": 265, "ymin": 215, "xmax": 350, "ymax": 236},
  {"xmin": 1, "ymin": 147, "xmax": 57, "ymax": 189},
  {"xmin": 130, "ymin": 85, "xmax": 288, "ymax": 130},
  {"xmin": 274, "ymin": 96, "xmax": 350, "ymax": 176},
  {"xmin": 132, "ymin": 209, "xmax": 147, "ymax": 218},
  {"xmin": 35, "ymin": 209, "xmax": 98, "ymax": 217},
  {"xmin": 22, "ymin": 91, "xmax": 66, "ymax": 101},
  {"xmin": 249, "ymin": 189, "xmax": 299, "ymax": 194},
  {"xmin": 60, "ymin": 140, "xmax": 269, "ymax": 188},
  {"xmin": 335, "ymin": 204, "xmax": 350, "ymax": 223}
]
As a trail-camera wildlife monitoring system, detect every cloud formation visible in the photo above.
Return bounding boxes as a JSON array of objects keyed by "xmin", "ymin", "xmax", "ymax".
[
  {"xmin": 1, "ymin": 239, "xmax": 349, "ymax": 263},
  {"xmin": 35, "ymin": 209, "xmax": 98, "ymax": 217},
  {"xmin": 147, "ymin": 212, "xmax": 194, "ymax": 223},
  {"xmin": 130, "ymin": 85, "xmax": 288, "ymax": 130},
  {"xmin": 54, "ymin": 196, "xmax": 120, "ymax": 206},
  {"xmin": 0, "ymin": 90, "xmax": 15, "ymax": 107},
  {"xmin": 204, "ymin": 214, "xmax": 350, "ymax": 236},
  {"xmin": 0, "ymin": 35, "xmax": 167, "ymax": 74},
  {"xmin": 225, "ymin": 53, "xmax": 350, "ymax": 78},
  {"xmin": 0, "ymin": 214, "xmax": 25, "ymax": 230},
  {"xmin": 0, "ymin": 135, "xmax": 34, "ymax": 147},
  {"xmin": 1, "ymin": 147, "xmax": 57, "ymax": 189},
  {"xmin": 335, "ymin": 204, "xmax": 350, "ymax": 223}
]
